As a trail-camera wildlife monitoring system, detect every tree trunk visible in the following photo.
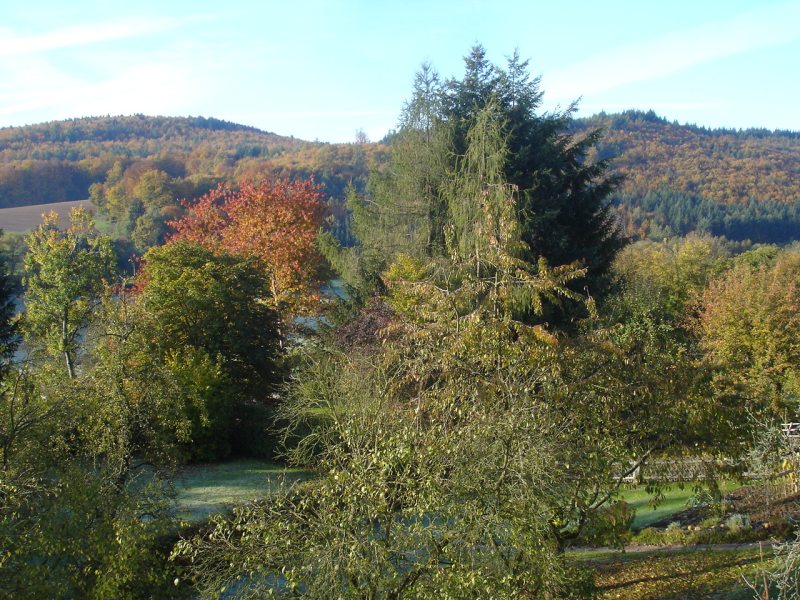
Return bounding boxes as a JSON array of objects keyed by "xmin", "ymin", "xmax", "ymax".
[{"xmin": 62, "ymin": 307, "xmax": 75, "ymax": 379}]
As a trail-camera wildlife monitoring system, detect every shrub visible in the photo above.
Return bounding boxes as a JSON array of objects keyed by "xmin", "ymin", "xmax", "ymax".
[
  {"xmin": 664, "ymin": 521, "xmax": 687, "ymax": 545},
  {"xmin": 579, "ymin": 500, "xmax": 635, "ymax": 548},
  {"xmin": 632, "ymin": 527, "xmax": 663, "ymax": 546},
  {"xmin": 725, "ymin": 513, "xmax": 751, "ymax": 535}
]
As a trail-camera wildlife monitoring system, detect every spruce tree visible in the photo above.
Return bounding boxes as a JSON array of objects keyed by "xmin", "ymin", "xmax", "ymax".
[
  {"xmin": 442, "ymin": 45, "xmax": 625, "ymax": 298},
  {"xmin": 325, "ymin": 45, "xmax": 626, "ymax": 309}
]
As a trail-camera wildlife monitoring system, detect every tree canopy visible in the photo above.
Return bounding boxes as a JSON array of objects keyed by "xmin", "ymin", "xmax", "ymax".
[
  {"xmin": 170, "ymin": 177, "xmax": 326, "ymax": 317},
  {"xmin": 699, "ymin": 248, "xmax": 800, "ymax": 418}
]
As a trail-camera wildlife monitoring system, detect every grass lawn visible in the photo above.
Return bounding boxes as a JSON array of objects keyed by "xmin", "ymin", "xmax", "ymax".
[
  {"xmin": 172, "ymin": 464, "xmax": 781, "ymax": 596},
  {"xmin": 172, "ymin": 465, "xmax": 745, "ymax": 528},
  {"xmin": 173, "ymin": 459, "xmax": 311, "ymax": 521},
  {"xmin": 619, "ymin": 481, "xmax": 742, "ymax": 530},
  {"xmin": 583, "ymin": 546, "xmax": 774, "ymax": 599}
]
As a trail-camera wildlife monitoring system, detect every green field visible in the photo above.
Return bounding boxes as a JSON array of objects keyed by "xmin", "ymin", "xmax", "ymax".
[
  {"xmin": 619, "ymin": 481, "xmax": 742, "ymax": 530},
  {"xmin": 173, "ymin": 459, "xmax": 311, "ymax": 521},
  {"xmin": 172, "ymin": 460, "xmax": 740, "ymax": 528},
  {"xmin": 0, "ymin": 199, "xmax": 94, "ymax": 232}
]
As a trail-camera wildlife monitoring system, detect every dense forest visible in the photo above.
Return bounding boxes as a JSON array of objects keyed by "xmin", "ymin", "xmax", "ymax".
[
  {"xmin": 2, "ymin": 107, "xmax": 799, "ymax": 251},
  {"xmin": 1, "ymin": 45, "xmax": 800, "ymax": 599},
  {"xmin": 574, "ymin": 110, "xmax": 800, "ymax": 242}
]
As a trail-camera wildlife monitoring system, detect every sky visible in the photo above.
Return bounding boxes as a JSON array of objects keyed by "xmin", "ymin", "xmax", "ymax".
[{"xmin": 1, "ymin": 0, "xmax": 799, "ymax": 142}]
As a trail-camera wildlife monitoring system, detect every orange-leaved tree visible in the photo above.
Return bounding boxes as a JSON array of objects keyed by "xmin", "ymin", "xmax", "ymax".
[{"xmin": 169, "ymin": 177, "xmax": 326, "ymax": 316}]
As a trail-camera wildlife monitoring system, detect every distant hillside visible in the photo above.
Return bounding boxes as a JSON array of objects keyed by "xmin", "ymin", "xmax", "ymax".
[
  {"xmin": 2, "ymin": 112, "xmax": 799, "ymax": 247},
  {"xmin": 0, "ymin": 114, "xmax": 385, "ymax": 207},
  {"xmin": 0, "ymin": 115, "xmax": 263, "ymax": 148},
  {"xmin": 573, "ymin": 110, "xmax": 800, "ymax": 243},
  {"xmin": 0, "ymin": 115, "xmax": 388, "ymax": 251}
]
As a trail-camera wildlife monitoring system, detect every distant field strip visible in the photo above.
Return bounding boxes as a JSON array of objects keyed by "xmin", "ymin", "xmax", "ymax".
[{"xmin": 0, "ymin": 199, "xmax": 94, "ymax": 232}]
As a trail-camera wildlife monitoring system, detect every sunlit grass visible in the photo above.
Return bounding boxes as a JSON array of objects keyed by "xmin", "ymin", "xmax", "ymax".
[{"xmin": 619, "ymin": 480, "xmax": 743, "ymax": 530}]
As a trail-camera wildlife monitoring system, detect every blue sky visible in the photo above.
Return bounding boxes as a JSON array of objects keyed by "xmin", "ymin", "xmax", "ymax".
[{"xmin": 2, "ymin": 0, "xmax": 799, "ymax": 142}]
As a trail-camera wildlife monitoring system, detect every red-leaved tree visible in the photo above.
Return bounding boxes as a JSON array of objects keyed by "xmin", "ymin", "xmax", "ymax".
[{"xmin": 169, "ymin": 178, "xmax": 326, "ymax": 316}]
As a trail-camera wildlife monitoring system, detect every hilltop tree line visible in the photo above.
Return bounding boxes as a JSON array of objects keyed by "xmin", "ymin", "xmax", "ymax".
[
  {"xmin": 0, "ymin": 115, "xmax": 386, "ymax": 254},
  {"xmin": 579, "ymin": 109, "xmax": 800, "ymax": 207}
]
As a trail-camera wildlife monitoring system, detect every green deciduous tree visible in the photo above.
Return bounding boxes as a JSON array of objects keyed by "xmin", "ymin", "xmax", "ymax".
[
  {"xmin": 137, "ymin": 241, "xmax": 283, "ymax": 396},
  {"xmin": 174, "ymin": 348, "xmax": 591, "ymax": 599},
  {"xmin": 699, "ymin": 248, "xmax": 800, "ymax": 420},
  {"xmin": 23, "ymin": 207, "xmax": 116, "ymax": 378},
  {"xmin": 83, "ymin": 290, "xmax": 233, "ymax": 464},
  {"xmin": 0, "ymin": 358, "xmax": 186, "ymax": 599},
  {"xmin": 1, "ymin": 256, "xmax": 191, "ymax": 596},
  {"xmin": 134, "ymin": 241, "xmax": 284, "ymax": 458}
]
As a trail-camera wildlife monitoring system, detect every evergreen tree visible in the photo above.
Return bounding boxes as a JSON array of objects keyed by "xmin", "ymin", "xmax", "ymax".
[
  {"xmin": 442, "ymin": 45, "xmax": 625, "ymax": 297},
  {"xmin": 326, "ymin": 45, "xmax": 625, "ymax": 307},
  {"xmin": 320, "ymin": 64, "xmax": 453, "ymax": 299}
]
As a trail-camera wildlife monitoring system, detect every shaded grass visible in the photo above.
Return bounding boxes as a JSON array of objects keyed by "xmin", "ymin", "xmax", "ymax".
[
  {"xmin": 172, "ymin": 465, "xmax": 744, "ymax": 529},
  {"xmin": 173, "ymin": 459, "xmax": 311, "ymax": 521},
  {"xmin": 583, "ymin": 546, "xmax": 774, "ymax": 599}
]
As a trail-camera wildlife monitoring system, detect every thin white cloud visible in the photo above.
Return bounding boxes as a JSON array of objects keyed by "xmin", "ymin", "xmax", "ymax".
[
  {"xmin": 0, "ymin": 18, "xmax": 182, "ymax": 57},
  {"xmin": 0, "ymin": 49, "xmax": 199, "ymax": 122},
  {"xmin": 545, "ymin": 1, "xmax": 800, "ymax": 101},
  {"xmin": 257, "ymin": 110, "xmax": 397, "ymax": 119},
  {"xmin": 0, "ymin": 18, "xmax": 226, "ymax": 124}
]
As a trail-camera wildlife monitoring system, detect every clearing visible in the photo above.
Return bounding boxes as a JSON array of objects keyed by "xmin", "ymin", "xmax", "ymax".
[{"xmin": 619, "ymin": 480, "xmax": 742, "ymax": 530}]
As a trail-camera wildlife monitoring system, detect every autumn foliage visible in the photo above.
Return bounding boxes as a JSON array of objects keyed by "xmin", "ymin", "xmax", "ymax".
[{"xmin": 169, "ymin": 177, "xmax": 326, "ymax": 315}]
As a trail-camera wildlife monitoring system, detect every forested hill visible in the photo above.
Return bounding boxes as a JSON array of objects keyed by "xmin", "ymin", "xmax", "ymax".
[
  {"xmin": 2, "ymin": 112, "xmax": 800, "ymax": 245},
  {"xmin": 573, "ymin": 110, "xmax": 800, "ymax": 243},
  {"xmin": 0, "ymin": 114, "xmax": 387, "ymax": 214},
  {"xmin": 0, "ymin": 115, "xmax": 263, "ymax": 145}
]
